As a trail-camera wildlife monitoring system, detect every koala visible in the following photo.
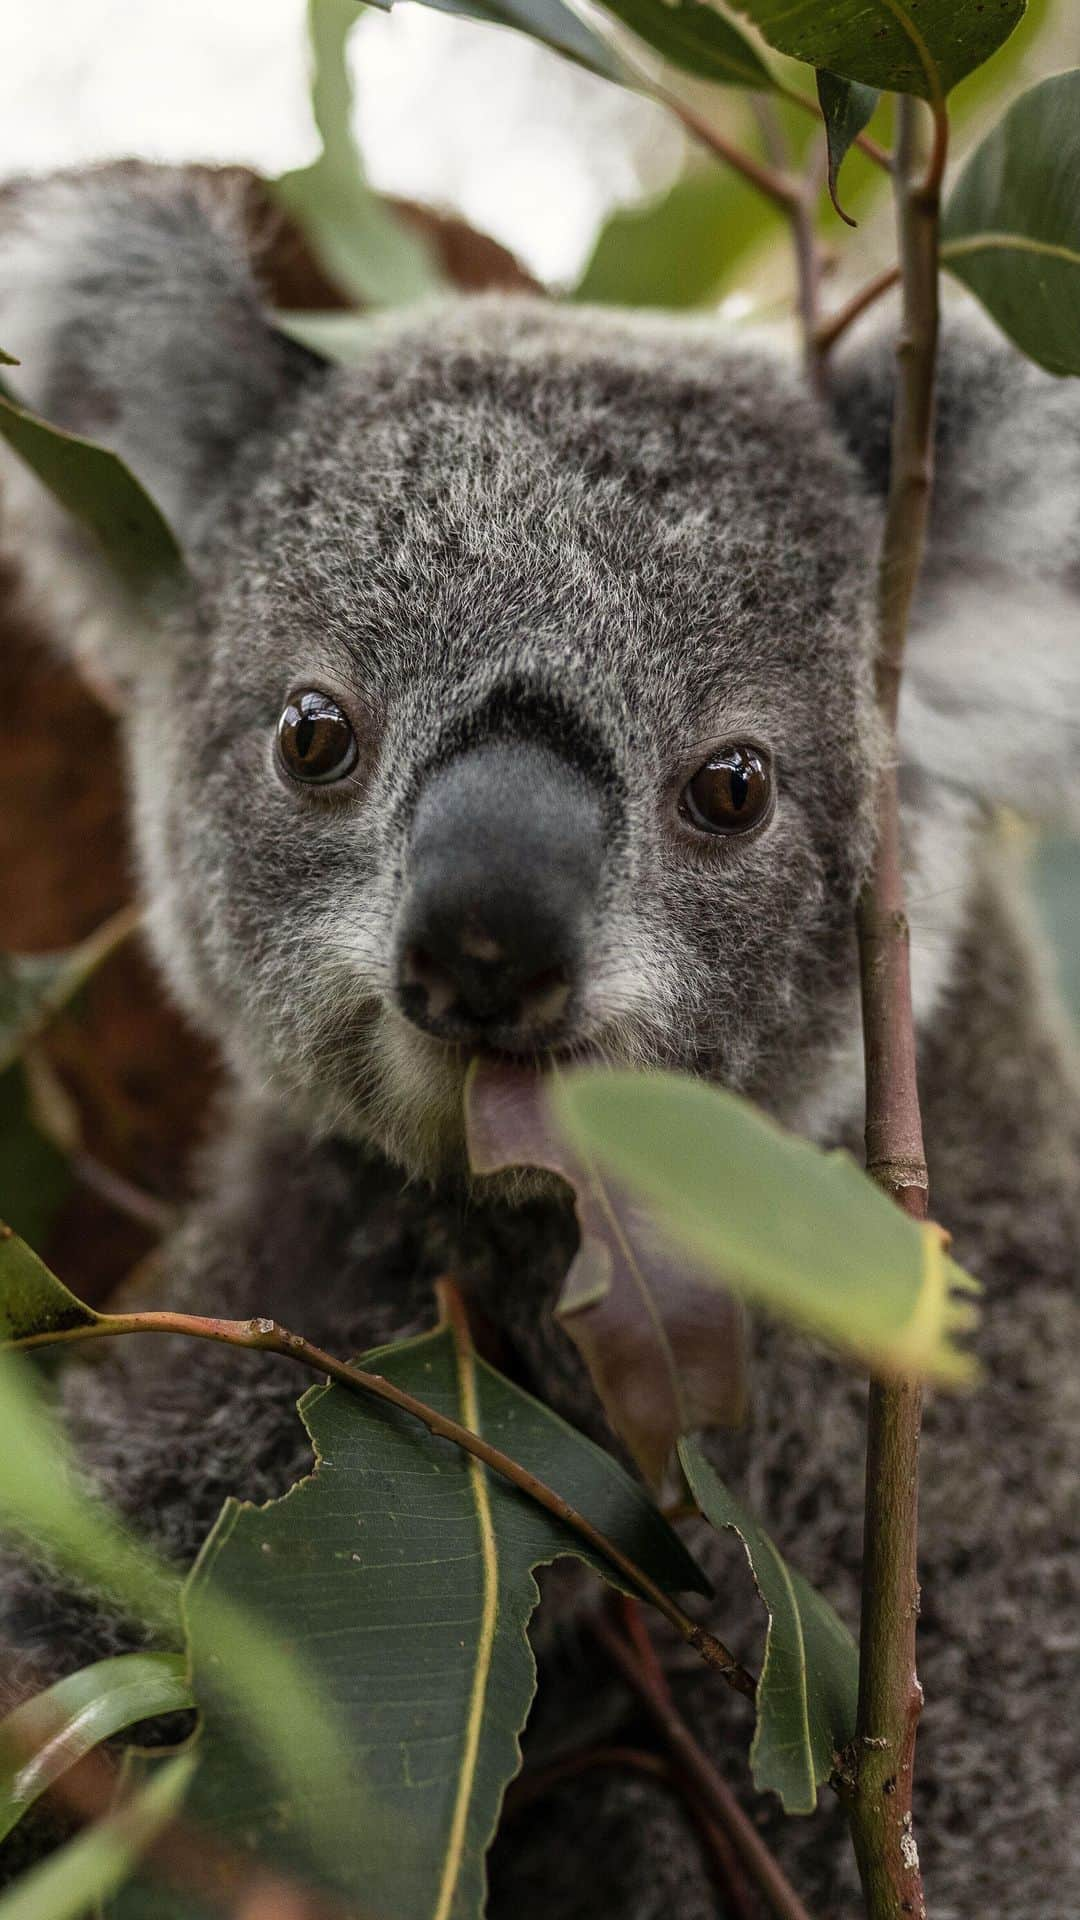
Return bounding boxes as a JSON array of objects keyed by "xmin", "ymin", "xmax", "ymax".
[{"xmin": 1, "ymin": 164, "xmax": 1078, "ymax": 1920}]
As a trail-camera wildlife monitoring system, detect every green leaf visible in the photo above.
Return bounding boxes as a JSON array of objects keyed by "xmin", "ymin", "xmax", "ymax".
[
  {"xmin": 0, "ymin": 1222, "xmax": 103, "ymax": 1346},
  {"xmin": 468, "ymin": 1061, "xmax": 747, "ymax": 1488},
  {"xmin": 552, "ymin": 1068, "xmax": 980, "ymax": 1383},
  {"xmin": 679, "ymin": 1438, "xmax": 857, "ymax": 1814},
  {"xmin": 0, "ymin": 910, "xmax": 139, "ymax": 1248},
  {"xmin": 729, "ymin": 0, "xmax": 1025, "ymax": 99},
  {"xmin": 113, "ymin": 1300, "xmax": 707, "ymax": 1919},
  {"xmin": 1030, "ymin": 831, "xmax": 1080, "ymax": 1025},
  {"xmin": 601, "ymin": 0, "xmax": 773, "ymax": 88},
  {"xmin": 0, "ymin": 371, "xmax": 183, "ymax": 603},
  {"xmin": 368, "ymin": 0, "xmax": 623, "ymax": 83},
  {"xmin": 0, "ymin": 1655, "xmax": 192, "ymax": 1843},
  {"xmin": 0, "ymin": 1274, "xmax": 353, "ymax": 1869},
  {"xmin": 273, "ymin": 308, "xmax": 375, "ymax": 363},
  {"xmin": 574, "ymin": 162, "xmax": 785, "ymax": 309},
  {"xmin": 0, "ymin": 1341, "xmax": 181, "ymax": 1634},
  {"xmin": 0, "ymin": 909, "xmax": 139, "ymax": 1081},
  {"xmin": 0, "ymin": 350, "xmax": 17, "ymax": 367},
  {"xmin": 816, "ymin": 72, "xmax": 879, "ymax": 225},
  {"xmin": 0, "ymin": 1753, "xmax": 195, "ymax": 1920},
  {"xmin": 0, "ymin": 1070, "xmax": 70, "ymax": 1254},
  {"xmin": 274, "ymin": 0, "xmax": 443, "ymax": 307},
  {"xmin": 942, "ymin": 69, "xmax": 1080, "ymax": 377}
]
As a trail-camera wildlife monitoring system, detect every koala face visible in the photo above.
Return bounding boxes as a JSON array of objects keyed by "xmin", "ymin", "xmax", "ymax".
[
  {"xmin": 128, "ymin": 302, "xmax": 882, "ymax": 1176},
  {"xmin": 6, "ymin": 172, "xmax": 1080, "ymax": 1184}
]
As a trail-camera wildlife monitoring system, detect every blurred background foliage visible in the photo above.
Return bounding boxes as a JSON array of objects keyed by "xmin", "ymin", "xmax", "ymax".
[{"xmin": 0, "ymin": 0, "xmax": 1078, "ymax": 1303}]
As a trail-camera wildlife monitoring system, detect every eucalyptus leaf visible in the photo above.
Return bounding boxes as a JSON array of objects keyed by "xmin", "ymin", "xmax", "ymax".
[
  {"xmin": 0, "ymin": 1655, "xmax": 191, "ymax": 1843},
  {"xmin": 729, "ymin": 0, "xmax": 1025, "ymax": 99},
  {"xmin": 816, "ymin": 72, "xmax": 879, "ymax": 225},
  {"xmin": 468, "ymin": 1060, "xmax": 747, "ymax": 1488},
  {"xmin": 0, "ymin": 909, "xmax": 138, "ymax": 1254},
  {"xmin": 0, "ymin": 1224, "xmax": 102, "ymax": 1346},
  {"xmin": 574, "ymin": 162, "xmax": 785, "ymax": 309},
  {"xmin": 0, "ymin": 372, "xmax": 182, "ymax": 603},
  {"xmin": 366, "ymin": 0, "xmax": 623, "ymax": 83},
  {"xmin": 275, "ymin": 0, "xmax": 442, "ymax": 307},
  {"xmin": 942, "ymin": 69, "xmax": 1080, "ymax": 377},
  {"xmin": 552, "ymin": 1068, "xmax": 979, "ymax": 1383},
  {"xmin": 679, "ymin": 1438, "xmax": 857, "ymax": 1814},
  {"xmin": 111, "ymin": 1299, "xmax": 707, "ymax": 1919},
  {"xmin": 0, "ymin": 1239, "xmax": 355, "ymax": 1867},
  {"xmin": 0, "ymin": 908, "xmax": 138, "ymax": 1081},
  {"xmin": 0, "ymin": 1753, "xmax": 195, "ymax": 1920},
  {"xmin": 601, "ymin": 0, "xmax": 773, "ymax": 89},
  {"xmin": 274, "ymin": 309, "xmax": 376, "ymax": 364},
  {"xmin": 0, "ymin": 1072, "xmax": 70, "ymax": 1254}
]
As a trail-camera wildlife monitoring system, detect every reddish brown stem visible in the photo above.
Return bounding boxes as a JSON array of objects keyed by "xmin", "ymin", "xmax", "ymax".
[
  {"xmin": 7, "ymin": 1286, "xmax": 755, "ymax": 1698},
  {"xmin": 667, "ymin": 95, "xmax": 799, "ymax": 213},
  {"xmin": 504, "ymin": 1743, "xmax": 672, "ymax": 1814},
  {"xmin": 595, "ymin": 1609, "xmax": 818, "ymax": 1920},
  {"xmin": 816, "ymin": 264, "xmax": 902, "ymax": 355},
  {"xmin": 840, "ymin": 95, "xmax": 946, "ymax": 1920}
]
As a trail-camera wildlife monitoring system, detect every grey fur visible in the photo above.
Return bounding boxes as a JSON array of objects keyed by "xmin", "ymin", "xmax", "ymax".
[{"xmin": 1, "ymin": 165, "xmax": 1078, "ymax": 1917}]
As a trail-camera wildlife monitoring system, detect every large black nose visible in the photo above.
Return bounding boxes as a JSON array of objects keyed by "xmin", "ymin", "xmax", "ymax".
[{"xmin": 396, "ymin": 741, "xmax": 604, "ymax": 1046}]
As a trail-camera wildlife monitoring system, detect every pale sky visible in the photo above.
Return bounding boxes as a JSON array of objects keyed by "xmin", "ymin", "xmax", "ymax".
[{"xmin": 0, "ymin": 0, "xmax": 684, "ymax": 283}]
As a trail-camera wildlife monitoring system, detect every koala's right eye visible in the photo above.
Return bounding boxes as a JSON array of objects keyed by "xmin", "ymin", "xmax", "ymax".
[{"xmin": 277, "ymin": 691, "xmax": 359, "ymax": 786}]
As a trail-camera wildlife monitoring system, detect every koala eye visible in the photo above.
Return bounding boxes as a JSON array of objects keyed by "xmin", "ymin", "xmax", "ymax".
[
  {"xmin": 277, "ymin": 691, "xmax": 358, "ymax": 785},
  {"xmin": 680, "ymin": 746, "xmax": 772, "ymax": 835}
]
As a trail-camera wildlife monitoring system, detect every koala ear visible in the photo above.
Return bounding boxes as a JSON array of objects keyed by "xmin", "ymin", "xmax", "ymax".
[
  {"xmin": 831, "ymin": 311, "xmax": 1080, "ymax": 828},
  {"xmin": 0, "ymin": 164, "xmax": 324, "ymax": 685}
]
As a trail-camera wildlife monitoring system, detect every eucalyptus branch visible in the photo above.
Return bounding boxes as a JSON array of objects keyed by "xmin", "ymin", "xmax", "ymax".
[
  {"xmin": 667, "ymin": 94, "xmax": 799, "ymax": 213},
  {"xmin": 840, "ymin": 93, "xmax": 947, "ymax": 1920},
  {"xmin": 5, "ymin": 1284, "xmax": 755, "ymax": 1698},
  {"xmin": 669, "ymin": 91, "xmax": 829, "ymax": 394},
  {"xmin": 594, "ymin": 1606, "xmax": 817, "ymax": 1920},
  {"xmin": 507, "ymin": 1737, "xmax": 759, "ymax": 1920},
  {"xmin": 791, "ymin": 180, "xmax": 827, "ymax": 397},
  {"xmin": 816, "ymin": 264, "xmax": 901, "ymax": 355}
]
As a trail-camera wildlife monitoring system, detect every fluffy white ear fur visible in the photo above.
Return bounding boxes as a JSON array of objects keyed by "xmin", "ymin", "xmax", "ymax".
[
  {"xmin": 0, "ymin": 165, "xmax": 312, "ymax": 685},
  {"xmin": 848, "ymin": 302, "xmax": 1080, "ymax": 830},
  {"xmin": 902, "ymin": 575, "xmax": 1080, "ymax": 829}
]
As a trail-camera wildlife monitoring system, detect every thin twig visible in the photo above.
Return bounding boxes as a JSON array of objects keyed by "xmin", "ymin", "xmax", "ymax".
[
  {"xmin": 791, "ymin": 182, "xmax": 827, "ymax": 398},
  {"xmin": 816, "ymin": 264, "xmax": 902, "ymax": 355},
  {"xmin": 5, "ymin": 1284, "xmax": 756, "ymax": 1698},
  {"xmin": 504, "ymin": 1743, "xmax": 671, "ymax": 1814},
  {"xmin": 666, "ymin": 94, "xmax": 799, "ymax": 213},
  {"xmin": 840, "ymin": 94, "xmax": 946, "ymax": 1920},
  {"xmin": 752, "ymin": 95, "xmax": 792, "ymax": 171},
  {"xmin": 506, "ymin": 1735, "xmax": 758, "ymax": 1920},
  {"xmin": 595, "ymin": 1608, "xmax": 817, "ymax": 1920},
  {"xmin": 70, "ymin": 1151, "xmax": 177, "ymax": 1236}
]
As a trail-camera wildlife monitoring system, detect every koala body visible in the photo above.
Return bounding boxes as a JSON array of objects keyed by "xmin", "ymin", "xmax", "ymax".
[{"xmin": 1, "ymin": 167, "xmax": 1078, "ymax": 1918}]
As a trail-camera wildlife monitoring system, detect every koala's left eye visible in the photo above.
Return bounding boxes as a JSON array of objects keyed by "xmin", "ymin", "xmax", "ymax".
[
  {"xmin": 680, "ymin": 746, "xmax": 772, "ymax": 835},
  {"xmin": 277, "ymin": 691, "xmax": 358, "ymax": 785}
]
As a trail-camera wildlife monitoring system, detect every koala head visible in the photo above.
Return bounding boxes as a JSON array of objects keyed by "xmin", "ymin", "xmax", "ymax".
[{"xmin": 4, "ymin": 168, "xmax": 1076, "ymax": 1181}]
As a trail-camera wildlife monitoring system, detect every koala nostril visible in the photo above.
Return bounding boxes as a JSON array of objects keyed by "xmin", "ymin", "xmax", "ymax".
[
  {"xmin": 398, "ymin": 939, "xmax": 574, "ymax": 1040},
  {"xmin": 401, "ymin": 945, "xmax": 460, "ymax": 1024},
  {"xmin": 518, "ymin": 966, "xmax": 572, "ymax": 1028}
]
